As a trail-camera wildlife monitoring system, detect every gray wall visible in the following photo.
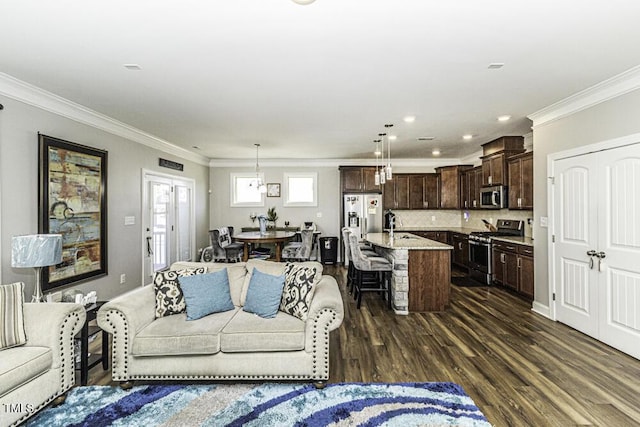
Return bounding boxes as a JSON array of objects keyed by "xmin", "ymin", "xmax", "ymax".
[
  {"xmin": 208, "ymin": 166, "xmax": 341, "ymax": 247},
  {"xmin": 532, "ymin": 88, "xmax": 640, "ymax": 310},
  {"xmin": 0, "ymin": 96, "xmax": 210, "ymax": 300}
]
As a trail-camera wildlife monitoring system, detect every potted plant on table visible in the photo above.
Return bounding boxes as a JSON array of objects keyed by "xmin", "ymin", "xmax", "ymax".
[{"xmin": 267, "ymin": 206, "xmax": 278, "ymax": 230}]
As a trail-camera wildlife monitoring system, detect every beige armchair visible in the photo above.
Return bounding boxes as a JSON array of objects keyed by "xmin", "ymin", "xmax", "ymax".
[{"xmin": 0, "ymin": 302, "xmax": 85, "ymax": 427}]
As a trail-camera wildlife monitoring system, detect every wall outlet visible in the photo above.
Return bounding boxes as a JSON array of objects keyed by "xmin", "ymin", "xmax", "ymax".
[
  {"xmin": 540, "ymin": 216, "xmax": 548, "ymax": 228},
  {"xmin": 431, "ymin": 216, "xmax": 436, "ymax": 221},
  {"xmin": 120, "ymin": 274, "xmax": 126, "ymax": 284}
]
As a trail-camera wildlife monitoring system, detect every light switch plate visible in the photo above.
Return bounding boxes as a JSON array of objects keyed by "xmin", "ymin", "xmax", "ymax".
[
  {"xmin": 540, "ymin": 216, "xmax": 548, "ymax": 228},
  {"xmin": 124, "ymin": 216, "xmax": 135, "ymax": 226}
]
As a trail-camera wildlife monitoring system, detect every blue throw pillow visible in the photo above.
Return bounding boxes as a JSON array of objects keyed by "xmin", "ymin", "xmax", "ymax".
[
  {"xmin": 243, "ymin": 268, "xmax": 286, "ymax": 319},
  {"xmin": 178, "ymin": 269, "xmax": 235, "ymax": 320}
]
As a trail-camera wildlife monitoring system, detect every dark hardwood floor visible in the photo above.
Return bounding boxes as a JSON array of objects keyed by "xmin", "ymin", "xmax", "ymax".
[{"xmin": 86, "ymin": 265, "xmax": 640, "ymax": 426}]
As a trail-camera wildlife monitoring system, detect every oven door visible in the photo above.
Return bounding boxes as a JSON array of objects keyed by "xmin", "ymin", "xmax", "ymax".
[{"xmin": 468, "ymin": 239, "xmax": 491, "ymax": 273}]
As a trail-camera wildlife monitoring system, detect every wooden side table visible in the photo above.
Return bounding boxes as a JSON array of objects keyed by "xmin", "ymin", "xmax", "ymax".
[{"xmin": 76, "ymin": 301, "xmax": 109, "ymax": 385}]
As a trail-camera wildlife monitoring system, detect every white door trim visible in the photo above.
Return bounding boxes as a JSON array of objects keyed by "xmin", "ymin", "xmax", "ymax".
[{"xmin": 548, "ymin": 131, "xmax": 640, "ymax": 321}]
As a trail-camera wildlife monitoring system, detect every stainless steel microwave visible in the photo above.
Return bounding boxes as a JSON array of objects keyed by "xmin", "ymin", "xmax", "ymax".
[{"xmin": 480, "ymin": 185, "xmax": 508, "ymax": 209}]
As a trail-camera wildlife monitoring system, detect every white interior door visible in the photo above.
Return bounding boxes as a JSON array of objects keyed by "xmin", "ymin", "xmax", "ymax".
[
  {"xmin": 553, "ymin": 154, "xmax": 599, "ymax": 337},
  {"xmin": 552, "ymin": 141, "xmax": 640, "ymax": 359},
  {"xmin": 596, "ymin": 145, "xmax": 640, "ymax": 358},
  {"xmin": 142, "ymin": 172, "xmax": 195, "ymax": 283}
]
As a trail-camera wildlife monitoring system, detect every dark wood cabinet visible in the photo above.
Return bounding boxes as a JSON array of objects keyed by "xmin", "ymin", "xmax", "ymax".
[
  {"xmin": 492, "ymin": 241, "xmax": 534, "ymax": 299},
  {"xmin": 424, "ymin": 173, "xmax": 440, "ymax": 209},
  {"xmin": 436, "ymin": 165, "xmax": 472, "ymax": 209},
  {"xmin": 409, "ymin": 175, "xmax": 425, "ymax": 210},
  {"xmin": 340, "ymin": 166, "xmax": 381, "ymax": 193},
  {"xmin": 451, "ymin": 232, "xmax": 469, "ymax": 269},
  {"xmin": 508, "ymin": 152, "xmax": 533, "ymax": 210},
  {"xmin": 461, "ymin": 166, "xmax": 482, "ymax": 210},
  {"xmin": 384, "ymin": 174, "xmax": 439, "ymax": 210},
  {"xmin": 482, "ymin": 154, "xmax": 507, "ymax": 186},
  {"xmin": 480, "ymin": 136, "xmax": 525, "ymax": 187},
  {"xmin": 383, "ymin": 175, "xmax": 410, "ymax": 209},
  {"xmin": 414, "ymin": 230, "xmax": 449, "ymax": 244}
]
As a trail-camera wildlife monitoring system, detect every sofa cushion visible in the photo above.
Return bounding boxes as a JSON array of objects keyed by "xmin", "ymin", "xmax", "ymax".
[
  {"xmin": 0, "ymin": 346, "xmax": 52, "ymax": 396},
  {"xmin": 221, "ymin": 310, "xmax": 305, "ymax": 353},
  {"xmin": 154, "ymin": 267, "xmax": 207, "ymax": 318},
  {"xmin": 243, "ymin": 269, "xmax": 285, "ymax": 319},
  {"xmin": 132, "ymin": 308, "xmax": 239, "ymax": 356},
  {"xmin": 171, "ymin": 262, "xmax": 247, "ymax": 306},
  {"xmin": 0, "ymin": 282, "xmax": 27, "ymax": 350},
  {"xmin": 179, "ymin": 270, "xmax": 235, "ymax": 320},
  {"xmin": 241, "ymin": 259, "xmax": 323, "ymax": 305},
  {"xmin": 279, "ymin": 263, "xmax": 320, "ymax": 321}
]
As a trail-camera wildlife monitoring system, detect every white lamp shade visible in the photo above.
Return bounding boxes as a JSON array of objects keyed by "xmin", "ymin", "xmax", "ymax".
[{"xmin": 11, "ymin": 234, "xmax": 63, "ymax": 268}]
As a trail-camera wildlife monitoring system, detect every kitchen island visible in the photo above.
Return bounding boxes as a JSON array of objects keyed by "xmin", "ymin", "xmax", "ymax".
[{"xmin": 364, "ymin": 232, "xmax": 453, "ymax": 314}]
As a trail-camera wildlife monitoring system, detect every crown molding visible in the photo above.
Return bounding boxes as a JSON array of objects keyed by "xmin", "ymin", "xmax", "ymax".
[
  {"xmin": 208, "ymin": 157, "xmax": 468, "ymax": 168},
  {"xmin": 0, "ymin": 73, "xmax": 210, "ymax": 166},
  {"xmin": 528, "ymin": 65, "xmax": 640, "ymax": 128}
]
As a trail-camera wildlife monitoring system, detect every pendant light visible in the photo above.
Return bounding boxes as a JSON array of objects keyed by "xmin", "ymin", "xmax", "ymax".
[
  {"xmin": 385, "ymin": 124, "xmax": 394, "ymax": 180},
  {"xmin": 374, "ymin": 139, "xmax": 381, "ymax": 186},
  {"xmin": 378, "ymin": 133, "xmax": 386, "ymax": 184},
  {"xmin": 252, "ymin": 143, "xmax": 267, "ymax": 193}
]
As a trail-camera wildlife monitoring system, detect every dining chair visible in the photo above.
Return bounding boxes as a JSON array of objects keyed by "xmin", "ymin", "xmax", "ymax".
[
  {"xmin": 206, "ymin": 226, "xmax": 244, "ymax": 262},
  {"xmin": 282, "ymin": 229, "xmax": 314, "ymax": 261}
]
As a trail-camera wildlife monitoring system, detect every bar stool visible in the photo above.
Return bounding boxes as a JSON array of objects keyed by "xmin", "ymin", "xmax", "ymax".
[
  {"xmin": 342, "ymin": 227, "xmax": 377, "ymax": 294},
  {"xmin": 348, "ymin": 233, "xmax": 393, "ymax": 309}
]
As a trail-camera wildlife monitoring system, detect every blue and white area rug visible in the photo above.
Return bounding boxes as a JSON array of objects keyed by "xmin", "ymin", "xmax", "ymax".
[{"xmin": 28, "ymin": 382, "xmax": 491, "ymax": 426}]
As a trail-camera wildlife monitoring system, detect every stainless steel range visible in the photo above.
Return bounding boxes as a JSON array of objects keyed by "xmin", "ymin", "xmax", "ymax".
[{"xmin": 468, "ymin": 219, "xmax": 525, "ymax": 285}]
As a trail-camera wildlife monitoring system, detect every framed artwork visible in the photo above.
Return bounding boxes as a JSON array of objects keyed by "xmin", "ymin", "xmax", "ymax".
[
  {"xmin": 38, "ymin": 134, "xmax": 108, "ymax": 290},
  {"xmin": 267, "ymin": 183, "xmax": 281, "ymax": 197}
]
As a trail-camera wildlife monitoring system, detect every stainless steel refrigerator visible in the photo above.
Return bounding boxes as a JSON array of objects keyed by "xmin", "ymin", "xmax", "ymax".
[{"xmin": 343, "ymin": 194, "xmax": 383, "ymax": 264}]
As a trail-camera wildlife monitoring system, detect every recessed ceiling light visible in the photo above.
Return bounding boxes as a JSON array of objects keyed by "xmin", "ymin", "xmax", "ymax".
[
  {"xmin": 403, "ymin": 115, "xmax": 416, "ymax": 123},
  {"xmin": 463, "ymin": 134, "xmax": 473, "ymax": 140},
  {"xmin": 124, "ymin": 64, "xmax": 142, "ymax": 70},
  {"xmin": 498, "ymin": 115, "xmax": 511, "ymax": 122},
  {"xmin": 417, "ymin": 137, "xmax": 435, "ymax": 141},
  {"xmin": 192, "ymin": 146, "xmax": 200, "ymax": 149},
  {"xmin": 432, "ymin": 149, "xmax": 441, "ymax": 156},
  {"xmin": 292, "ymin": 0, "xmax": 315, "ymax": 4},
  {"xmin": 488, "ymin": 63, "xmax": 505, "ymax": 69}
]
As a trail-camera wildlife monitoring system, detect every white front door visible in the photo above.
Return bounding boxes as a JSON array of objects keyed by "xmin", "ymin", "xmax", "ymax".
[
  {"xmin": 552, "ymin": 141, "xmax": 640, "ymax": 359},
  {"xmin": 142, "ymin": 172, "xmax": 195, "ymax": 284}
]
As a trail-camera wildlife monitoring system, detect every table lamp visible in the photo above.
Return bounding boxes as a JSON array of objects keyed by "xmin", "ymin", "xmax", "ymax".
[{"xmin": 11, "ymin": 234, "xmax": 63, "ymax": 302}]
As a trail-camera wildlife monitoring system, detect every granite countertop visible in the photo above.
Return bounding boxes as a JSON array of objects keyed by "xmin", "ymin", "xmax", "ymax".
[{"xmin": 364, "ymin": 232, "xmax": 453, "ymax": 250}]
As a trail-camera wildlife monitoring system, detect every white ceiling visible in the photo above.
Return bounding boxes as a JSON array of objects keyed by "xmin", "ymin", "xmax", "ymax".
[{"xmin": 2, "ymin": 0, "xmax": 640, "ymax": 161}]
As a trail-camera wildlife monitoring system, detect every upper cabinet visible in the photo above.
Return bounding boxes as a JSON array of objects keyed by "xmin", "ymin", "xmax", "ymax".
[
  {"xmin": 382, "ymin": 173, "xmax": 439, "ymax": 210},
  {"xmin": 480, "ymin": 136, "xmax": 524, "ymax": 187},
  {"xmin": 461, "ymin": 166, "xmax": 483, "ymax": 209},
  {"xmin": 508, "ymin": 152, "xmax": 533, "ymax": 210},
  {"xmin": 435, "ymin": 165, "xmax": 472, "ymax": 209},
  {"xmin": 340, "ymin": 166, "xmax": 381, "ymax": 193}
]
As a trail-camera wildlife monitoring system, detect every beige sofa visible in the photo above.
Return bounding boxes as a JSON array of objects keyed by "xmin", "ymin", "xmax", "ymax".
[
  {"xmin": 0, "ymin": 302, "xmax": 85, "ymax": 427},
  {"xmin": 97, "ymin": 260, "xmax": 344, "ymax": 387}
]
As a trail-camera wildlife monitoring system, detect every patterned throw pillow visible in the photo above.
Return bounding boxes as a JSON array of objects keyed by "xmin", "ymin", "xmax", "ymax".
[
  {"xmin": 154, "ymin": 267, "xmax": 207, "ymax": 318},
  {"xmin": 0, "ymin": 282, "xmax": 27, "ymax": 349},
  {"xmin": 279, "ymin": 263, "xmax": 319, "ymax": 321}
]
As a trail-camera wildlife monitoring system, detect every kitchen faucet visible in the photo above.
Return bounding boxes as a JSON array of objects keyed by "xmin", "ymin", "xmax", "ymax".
[{"xmin": 389, "ymin": 216, "xmax": 395, "ymax": 239}]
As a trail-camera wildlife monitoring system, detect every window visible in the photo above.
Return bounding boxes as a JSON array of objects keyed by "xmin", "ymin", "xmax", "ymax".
[
  {"xmin": 230, "ymin": 173, "xmax": 265, "ymax": 207},
  {"xmin": 284, "ymin": 172, "xmax": 317, "ymax": 207}
]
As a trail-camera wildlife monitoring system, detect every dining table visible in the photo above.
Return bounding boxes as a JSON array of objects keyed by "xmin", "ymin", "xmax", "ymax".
[{"xmin": 233, "ymin": 230, "xmax": 296, "ymax": 262}]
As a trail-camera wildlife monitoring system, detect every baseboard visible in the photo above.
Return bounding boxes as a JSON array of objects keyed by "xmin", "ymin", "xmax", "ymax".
[{"xmin": 531, "ymin": 301, "xmax": 551, "ymax": 319}]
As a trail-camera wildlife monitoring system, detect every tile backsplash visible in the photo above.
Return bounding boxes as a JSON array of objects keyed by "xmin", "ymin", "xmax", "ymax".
[{"xmin": 394, "ymin": 209, "xmax": 534, "ymax": 238}]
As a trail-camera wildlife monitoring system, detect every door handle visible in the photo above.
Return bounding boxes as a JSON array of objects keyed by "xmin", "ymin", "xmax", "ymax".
[
  {"xmin": 146, "ymin": 236, "xmax": 153, "ymax": 256},
  {"xmin": 596, "ymin": 251, "xmax": 606, "ymax": 272},
  {"xmin": 586, "ymin": 250, "xmax": 596, "ymax": 269}
]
